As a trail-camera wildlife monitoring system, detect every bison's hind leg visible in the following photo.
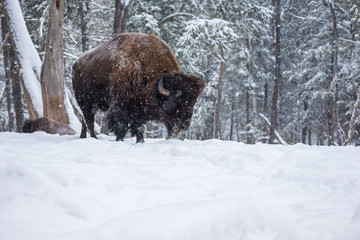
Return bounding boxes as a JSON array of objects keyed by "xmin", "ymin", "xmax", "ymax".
[
  {"xmin": 82, "ymin": 107, "xmax": 98, "ymax": 139},
  {"xmin": 80, "ymin": 118, "xmax": 87, "ymax": 138},
  {"xmin": 108, "ymin": 108, "xmax": 129, "ymax": 141},
  {"xmin": 130, "ymin": 123, "xmax": 145, "ymax": 143},
  {"xmin": 113, "ymin": 123, "xmax": 128, "ymax": 141}
]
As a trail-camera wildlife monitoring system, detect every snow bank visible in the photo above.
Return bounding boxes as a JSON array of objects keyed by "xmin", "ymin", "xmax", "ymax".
[{"xmin": 0, "ymin": 132, "xmax": 359, "ymax": 240}]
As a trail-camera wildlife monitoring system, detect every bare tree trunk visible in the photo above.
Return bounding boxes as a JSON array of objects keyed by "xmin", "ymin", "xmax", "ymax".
[
  {"xmin": 296, "ymin": 100, "xmax": 300, "ymax": 143},
  {"xmin": 235, "ymin": 100, "xmax": 241, "ymax": 142},
  {"xmin": 262, "ymin": 81, "xmax": 268, "ymax": 139},
  {"xmin": 204, "ymin": 111, "xmax": 214, "ymax": 139},
  {"xmin": 328, "ymin": 2, "xmax": 339, "ymax": 146},
  {"xmin": 78, "ymin": 0, "xmax": 89, "ymax": 52},
  {"xmin": 247, "ymin": 33, "xmax": 258, "ymax": 128},
  {"xmin": 301, "ymin": 100, "xmax": 308, "ymax": 144},
  {"xmin": 346, "ymin": 87, "xmax": 360, "ymax": 145},
  {"xmin": 214, "ymin": 46, "xmax": 225, "ymax": 139},
  {"xmin": 113, "ymin": 0, "xmax": 134, "ymax": 36},
  {"xmin": 264, "ymin": 81, "xmax": 268, "ymax": 114},
  {"xmin": 1, "ymin": 16, "xmax": 14, "ymax": 131},
  {"xmin": 3, "ymin": 0, "xmax": 43, "ymax": 120},
  {"xmin": 269, "ymin": 0, "xmax": 281, "ymax": 144},
  {"xmin": 41, "ymin": 0, "xmax": 69, "ymax": 125},
  {"xmin": 246, "ymin": 90, "xmax": 250, "ymax": 125},
  {"xmin": 10, "ymin": 45, "xmax": 24, "ymax": 132},
  {"xmin": 230, "ymin": 101, "xmax": 235, "ymax": 141},
  {"xmin": 5, "ymin": 79, "xmax": 15, "ymax": 131}
]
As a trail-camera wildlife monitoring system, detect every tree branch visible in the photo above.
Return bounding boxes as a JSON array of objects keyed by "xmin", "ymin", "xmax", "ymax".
[{"xmin": 159, "ymin": 13, "xmax": 196, "ymax": 25}]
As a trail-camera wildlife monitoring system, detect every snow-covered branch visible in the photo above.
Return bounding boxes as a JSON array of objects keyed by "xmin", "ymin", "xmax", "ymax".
[
  {"xmin": 259, "ymin": 113, "xmax": 288, "ymax": 145},
  {"xmin": 159, "ymin": 13, "xmax": 196, "ymax": 25}
]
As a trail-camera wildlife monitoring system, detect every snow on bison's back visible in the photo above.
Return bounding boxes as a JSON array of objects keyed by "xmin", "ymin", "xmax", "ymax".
[{"xmin": 72, "ymin": 32, "xmax": 205, "ymax": 143}]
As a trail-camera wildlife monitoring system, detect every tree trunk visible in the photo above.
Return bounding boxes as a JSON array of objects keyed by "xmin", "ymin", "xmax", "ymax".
[
  {"xmin": 296, "ymin": 100, "xmax": 300, "ymax": 143},
  {"xmin": 78, "ymin": 0, "xmax": 89, "ymax": 52},
  {"xmin": 204, "ymin": 110, "xmax": 214, "ymax": 139},
  {"xmin": 113, "ymin": 0, "xmax": 134, "ymax": 36},
  {"xmin": 1, "ymin": 16, "xmax": 15, "ymax": 131},
  {"xmin": 247, "ymin": 33, "xmax": 258, "ymax": 128},
  {"xmin": 234, "ymin": 99, "xmax": 241, "ymax": 142},
  {"xmin": 41, "ymin": 0, "xmax": 69, "ymax": 124},
  {"xmin": 246, "ymin": 90, "xmax": 250, "ymax": 125},
  {"xmin": 301, "ymin": 100, "xmax": 308, "ymax": 144},
  {"xmin": 10, "ymin": 45, "xmax": 24, "ymax": 132},
  {"xmin": 264, "ymin": 81, "xmax": 268, "ymax": 114},
  {"xmin": 214, "ymin": 46, "xmax": 225, "ymax": 139},
  {"xmin": 346, "ymin": 87, "xmax": 360, "ymax": 145},
  {"xmin": 328, "ymin": 2, "xmax": 339, "ymax": 146},
  {"xmin": 269, "ymin": 0, "xmax": 281, "ymax": 144},
  {"xmin": 230, "ymin": 101, "xmax": 234, "ymax": 141},
  {"xmin": 3, "ymin": 0, "xmax": 43, "ymax": 120}
]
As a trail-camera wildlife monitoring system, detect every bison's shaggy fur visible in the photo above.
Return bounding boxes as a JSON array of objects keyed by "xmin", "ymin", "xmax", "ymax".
[
  {"xmin": 22, "ymin": 117, "xmax": 76, "ymax": 135},
  {"xmin": 73, "ymin": 32, "xmax": 205, "ymax": 142}
]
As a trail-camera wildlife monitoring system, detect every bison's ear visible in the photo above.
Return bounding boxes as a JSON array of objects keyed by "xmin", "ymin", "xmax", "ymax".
[{"xmin": 158, "ymin": 75, "xmax": 170, "ymax": 96}]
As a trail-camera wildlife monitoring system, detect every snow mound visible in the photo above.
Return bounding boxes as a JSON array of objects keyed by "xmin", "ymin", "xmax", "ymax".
[{"xmin": 0, "ymin": 132, "xmax": 359, "ymax": 240}]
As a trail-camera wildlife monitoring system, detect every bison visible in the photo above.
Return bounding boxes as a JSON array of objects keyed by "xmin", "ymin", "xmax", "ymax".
[{"xmin": 72, "ymin": 32, "xmax": 205, "ymax": 143}]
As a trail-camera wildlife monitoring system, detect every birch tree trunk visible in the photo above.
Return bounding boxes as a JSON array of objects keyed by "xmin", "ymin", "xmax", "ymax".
[
  {"xmin": 41, "ymin": 0, "xmax": 69, "ymax": 125},
  {"xmin": 269, "ymin": 0, "xmax": 281, "ymax": 144}
]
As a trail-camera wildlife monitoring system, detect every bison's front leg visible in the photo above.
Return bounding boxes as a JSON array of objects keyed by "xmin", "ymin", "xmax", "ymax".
[
  {"xmin": 114, "ymin": 123, "xmax": 128, "ymax": 141},
  {"xmin": 108, "ymin": 106, "xmax": 129, "ymax": 141},
  {"xmin": 80, "ymin": 118, "xmax": 87, "ymax": 138},
  {"xmin": 82, "ymin": 107, "xmax": 98, "ymax": 139}
]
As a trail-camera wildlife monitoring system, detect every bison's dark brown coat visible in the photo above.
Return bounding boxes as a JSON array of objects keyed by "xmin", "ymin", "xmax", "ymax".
[{"xmin": 72, "ymin": 32, "xmax": 205, "ymax": 142}]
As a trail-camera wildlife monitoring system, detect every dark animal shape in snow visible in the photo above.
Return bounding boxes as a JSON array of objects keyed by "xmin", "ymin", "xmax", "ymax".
[
  {"xmin": 72, "ymin": 32, "xmax": 205, "ymax": 143},
  {"xmin": 23, "ymin": 117, "xmax": 76, "ymax": 135}
]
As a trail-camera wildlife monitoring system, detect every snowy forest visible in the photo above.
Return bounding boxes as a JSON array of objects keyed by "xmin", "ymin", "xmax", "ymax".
[{"xmin": 1, "ymin": 0, "xmax": 360, "ymax": 146}]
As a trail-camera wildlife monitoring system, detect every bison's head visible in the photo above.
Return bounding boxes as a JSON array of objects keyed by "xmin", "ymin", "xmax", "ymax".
[{"xmin": 156, "ymin": 73, "xmax": 205, "ymax": 138}]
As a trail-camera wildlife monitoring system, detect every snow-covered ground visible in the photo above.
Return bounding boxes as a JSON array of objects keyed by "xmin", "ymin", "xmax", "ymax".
[{"xmin": 0, "ymin": 132, "xmax": 359, "ymax": 240}]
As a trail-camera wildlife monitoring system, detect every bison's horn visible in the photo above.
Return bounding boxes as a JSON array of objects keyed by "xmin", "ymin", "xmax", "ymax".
[{"xmin": 158, "ymin": 75, "xmax": 170, "ymax": 96}]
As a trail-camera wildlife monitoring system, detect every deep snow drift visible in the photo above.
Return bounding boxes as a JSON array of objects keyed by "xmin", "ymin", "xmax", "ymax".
[{"xmin": 0, "ymin": 132, "xmax": 359, "ymax": 240}]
